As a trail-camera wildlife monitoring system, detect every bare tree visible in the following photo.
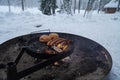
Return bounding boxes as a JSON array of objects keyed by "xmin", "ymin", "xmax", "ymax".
[
  {"xmin": 21, "ymin": 0, "xmax": 25, "ymax": 11},
  {"xmin": 78, "ymin": 0, "xmax": 81, "ymax": 13},
  {"xmin": 84, "ymin": 0, "xmax": 95, "ymax": 17},
  {"xmin": 73, "ymin": 0, "xmax": 76, "ymax": 14},
  {"xmin": 98, "ymin": 0, "xmax": 102, "ymax": 13},
  {"xmin": 7, "ymin": 0, "xmax": 11, "ymax": 12},
  {"xmin": 58, "ymin": 0, "xmax": 65, "ymax": 13}
]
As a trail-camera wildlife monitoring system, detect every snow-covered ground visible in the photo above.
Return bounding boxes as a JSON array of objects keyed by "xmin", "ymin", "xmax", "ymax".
[{"xmin": 0, "ymin": 6, "xmax": 120, "ymax": 80}]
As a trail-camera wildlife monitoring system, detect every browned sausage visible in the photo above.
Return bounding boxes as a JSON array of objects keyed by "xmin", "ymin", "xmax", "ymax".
[
  {"xmin": 54, "ymin": 38, "xmax": 66, "ymax": 45},
  {"xmin": 47, "ymin": 38, "xmax": 60, "ymax": 46},
  {"xmin": 47, "ymin": 38, "xmax": 56, "ymax": 46},
  {"xmin": 47, "ymin": 38, "xmax": 65, "ymax": 46}
]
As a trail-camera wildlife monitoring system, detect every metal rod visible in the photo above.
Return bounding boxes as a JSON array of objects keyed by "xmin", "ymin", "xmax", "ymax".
[
  {"xmin": 0, "ymin": 63, "xmax": 6, "ymax": 69},
  {"xmin": 7, "ymin": 62, "xmax": 18, "ymax": 80},
  {"xmin": 30, "ymin": 29, "xmax": 51, "ymax": 34},
  {"xmin": 17, "ymin": 52, "xmax": 72, "ymax": 79},
  {"xmin": 14, "ymin": 48, "xmax": 25, "ymax": 65}
]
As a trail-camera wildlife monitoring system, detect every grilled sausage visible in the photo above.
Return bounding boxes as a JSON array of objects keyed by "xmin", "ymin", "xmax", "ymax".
[
  {"xmin": 49, "ymin": 38, "xmax": 63, "ymax": 46},
  {"xmin": 47, "ymin": 38, "xmax": 59, "ymax": 46},
  {"xmin": 54, "ymin": 38, "xmax": 66, "ymax": 45},
  {"xmin": 39, "ymin": 35, "xmax": 50, "ymax": 42},
  {"xmin": 47, "ymin": 39, "xmax": 56, "ymax": 46},
  {"xmin": 47, "ymin": 38, "xmax": 65, "ymax": 46},
  {"xmin": 49, "ymin": 33, "xmax": 59, "ymax": 40}
]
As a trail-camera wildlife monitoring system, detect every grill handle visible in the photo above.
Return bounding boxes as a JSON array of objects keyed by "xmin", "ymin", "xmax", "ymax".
[
  {"xmin": 30, "ymin": 29, "xmax": 51, "ymax": 34},
  {"xmin": 17, "ymin": 47, "xmax": 73, "ymax": 79},
  {"xmin": 14, "ymin": 47, "xmax": 26, "ymax": 65},
  {"xmin": 0, "ymin": 63, "xmax": 6, "ymax": 69}
]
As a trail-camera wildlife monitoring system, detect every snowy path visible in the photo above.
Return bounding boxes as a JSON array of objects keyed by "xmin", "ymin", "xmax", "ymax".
[{"xmin": 0, "ymin": 6, "xmax": 120, "ymax": 80}]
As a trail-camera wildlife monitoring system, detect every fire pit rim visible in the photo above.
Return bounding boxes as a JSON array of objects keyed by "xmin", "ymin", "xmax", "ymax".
[
  {"xmin": 0, "ymin": 32, "xmax": 113, "ymax": 64},
  {"xmin": 0, "ymin": 32, "xmax": 113, "ymax": 79}
]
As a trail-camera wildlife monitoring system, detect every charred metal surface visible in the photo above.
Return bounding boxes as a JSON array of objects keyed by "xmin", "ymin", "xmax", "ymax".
[{"xmin": 0, "ymin": 32, "xmax": 112, "ymax": 80}]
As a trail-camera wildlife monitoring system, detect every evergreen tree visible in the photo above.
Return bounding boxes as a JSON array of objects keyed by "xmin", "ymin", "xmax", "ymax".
[
  {"xmin": 40, "ymin": 0, "xmax": 56, "ymax": 15},
  {"xmin": 63, "ymin": 0, "xmax": 72, "ymax": 15}
]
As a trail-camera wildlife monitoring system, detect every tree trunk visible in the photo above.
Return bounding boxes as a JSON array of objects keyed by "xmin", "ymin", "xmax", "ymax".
[
  {"xmin": 7, "ymin": 0, "xmax": 11, "ymax": 12},
  {"xmin": 84, "ymin": 0, "xmax": 95, "ymax": 17},
  {"xmin": 84, "ymin": 0, "xmax": 90, "ymax": 17},
  {"xmin": 59, "ymin": 0, "xmax": 65, "ymax": 13},
  {"xmin": 73, "ymin": 0, "xmax": 76, "ymax": 14},
  {"xmin": 21, "ymin": 0, "xmax": 25, "ymax": 11},
  {"xmin": 117, "ymin": 0, "xmax": 120, "ymax": 11},
  {"xmin": 78, "ymin": 0, "xmax": 81, "ymax": 13},
  {"xmin": 98, "ymin": 0, "xmax": 102, "ymax": 13},
  {"xmin": 51, "ymin": 0, "xmax": 56, "ymax": 15},
  {"xmin": 63, "ymin": 0, "xmax": 72, "ymax": 15}
]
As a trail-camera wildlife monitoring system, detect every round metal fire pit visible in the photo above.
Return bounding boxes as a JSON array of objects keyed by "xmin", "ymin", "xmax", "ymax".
[{"xmin": 0, "ymin": 32, "xmax": 112, "ymax": 80}]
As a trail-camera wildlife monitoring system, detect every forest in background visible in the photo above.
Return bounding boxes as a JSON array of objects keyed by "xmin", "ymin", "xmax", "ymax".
[
  {"xmin": 0, "ymin": 0, "xmax": 120, "ymax": 15},
  {"xmin": 0, "ymin": 0, "xmax": 111, "ymax": 9}
]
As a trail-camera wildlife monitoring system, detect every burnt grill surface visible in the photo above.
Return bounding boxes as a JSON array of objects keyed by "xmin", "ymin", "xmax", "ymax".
[{"xmin": 0, "ymin": 32, "xmax": 112, "ymax": 80}]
